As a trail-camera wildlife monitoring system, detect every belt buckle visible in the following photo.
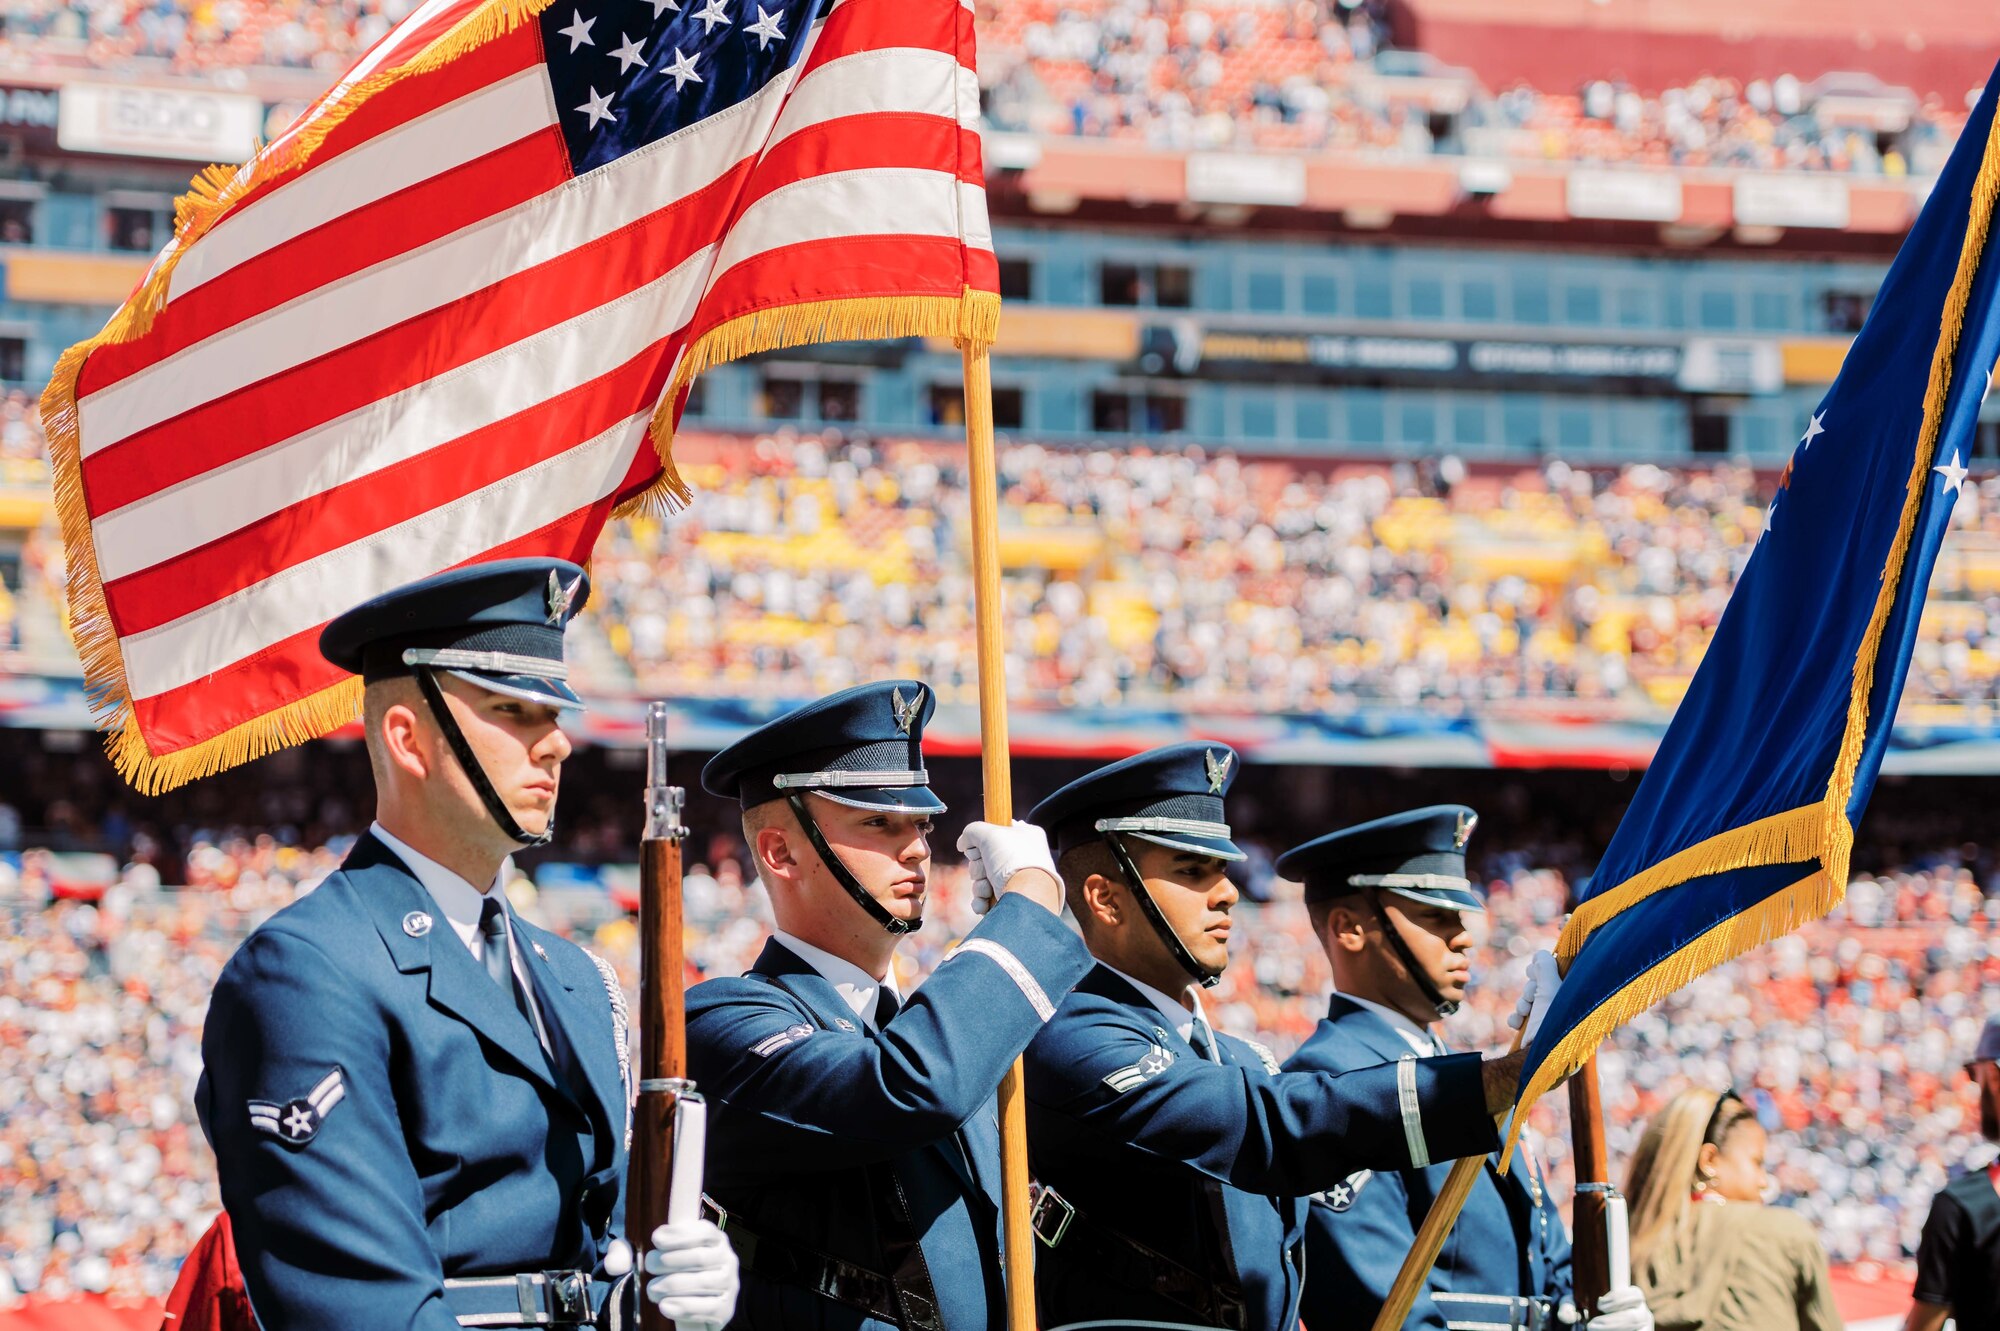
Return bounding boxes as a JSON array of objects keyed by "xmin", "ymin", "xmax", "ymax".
[
  {"xmin": 700, "ymin": 1194, "xmax": 729, "ymax": 1230},
  {"xmin": 1027, "ymin": 1182, "xmax": 1075, "ymax": 1248},
  {"xmin": 545, "ymin": 1270, "xmax": 590, "ymax": 1324}
]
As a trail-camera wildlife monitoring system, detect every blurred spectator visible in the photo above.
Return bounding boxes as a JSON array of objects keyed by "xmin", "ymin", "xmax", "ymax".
[
  {"xmin": 1903, "ymin": 1017, "xmax": 2000, "ymax": 1331},
  {"xmin": 1626, "ymin": 1088, "xmax": 1843, "ymax": 1331}
]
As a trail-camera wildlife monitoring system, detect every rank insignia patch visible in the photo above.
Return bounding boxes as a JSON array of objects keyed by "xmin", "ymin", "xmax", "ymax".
[
  {"xmin": 1103, "ymin": 1044, "xmax": 1175, "ymax": 1094},
  {"xmin": 249, "ymin": 1068, "xmax": 346, "ymax": 1146},
  {"xmin": 1316, "ymin": 1169, "xmax": 1372, "ymax": 1213},
  {"xmin": 750, "ymin": 1024, "xmax": 814, "ymax": 1057}
]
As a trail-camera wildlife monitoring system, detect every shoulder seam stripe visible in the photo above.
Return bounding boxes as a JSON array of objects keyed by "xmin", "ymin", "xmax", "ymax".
[{"xmin": 952, "ymin": 938, "xmax": 1054, "ymax": 1021}]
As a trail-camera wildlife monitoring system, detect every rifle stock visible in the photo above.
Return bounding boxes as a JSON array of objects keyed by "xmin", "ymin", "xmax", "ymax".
[{"xmin": 631, "ymin": 702, "xmax": 690, "ymax": 1331}]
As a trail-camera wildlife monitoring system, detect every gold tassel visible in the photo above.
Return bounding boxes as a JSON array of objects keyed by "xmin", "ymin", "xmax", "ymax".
[
  {"xmin": 614, "ymin": 287, "xmax": 1001, "ymax": 521},
  {"xmin": 1505, "ymin": 867, "xmax": 1840, "ymax": 1161}
]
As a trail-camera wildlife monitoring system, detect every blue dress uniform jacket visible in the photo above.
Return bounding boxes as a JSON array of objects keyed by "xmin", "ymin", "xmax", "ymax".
[
  {"xmin": 196, "ymin": 834, "xmax": 629, "ymax": 1330},
  {"xmin": 1024, "ymin": 968, "xmax": 1501, "ymax": 1331},
  {"xmin": 1284, "ymin": 996, "xmax": 1571, "ymax": 1331},
  {"xmin": 686, "ymin": 892, "xmax": 1093, "ymax": 1331}
]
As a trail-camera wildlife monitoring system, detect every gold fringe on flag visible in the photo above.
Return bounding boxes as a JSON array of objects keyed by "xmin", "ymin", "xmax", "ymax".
[
  {"xmin": 617, "ymin": 287, "xmax": 1003, "ymax": 521},
  {"xmin": 1504, "ymin": 96, "xmax": 2000, "ymax": 1156}
]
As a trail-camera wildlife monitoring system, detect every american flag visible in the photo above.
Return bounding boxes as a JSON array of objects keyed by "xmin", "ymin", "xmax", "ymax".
[{"xmin": 43, "ymin": 0, "xmax": 998, "ymax": 791}]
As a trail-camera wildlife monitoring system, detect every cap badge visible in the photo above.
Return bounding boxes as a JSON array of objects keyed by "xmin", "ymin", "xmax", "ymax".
[
  {"xmin": 891, "ymin": 685, "xmax": 923, "ymax": 736},
  {"xmin": 1204, "ymin": 748, "xmax": 1232, "ymax": 794},
  {"xmin": 1454, "ymin": 810, "xmax": 1478, "ymax": 851},
  {"xmin": 402, "ymin": 911, "xmax": 434, "ymax": 938},
  {"xmin": 545, "ymin": 570, "xmax": 582, "ymax": 625}
]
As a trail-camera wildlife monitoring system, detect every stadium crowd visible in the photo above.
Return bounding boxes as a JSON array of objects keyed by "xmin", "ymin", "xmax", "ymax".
[
  {"xmin": 0, "ymin": 0, "xmax": 1964, "ymax": 175},
  {"xmin": 588, "ymin": 430, "xmax": 2000, "ymax": 715},
  {"xmin": 0, "ymin": 778, "xmax": 1992, "ymax": 1306},
  {"xmin": 978, "ymin": 0, "xmax": 1963, "ymax": 172}
]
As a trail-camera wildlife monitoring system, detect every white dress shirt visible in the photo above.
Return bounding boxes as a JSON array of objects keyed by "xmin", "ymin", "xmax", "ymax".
[
  {"xmin": 1337, "ymin": 990, "xmax": 1445, "ymax": 1057},
  {"xmin": 372, "ymin": 822, "xmax": 547, "ymax": 1045},
  {"xmin": 1105, "ymin": 965, "xmax": 1223, "ymax": 1064},
  {"xmin": 770, "ymin": 931, "xmax": 903, "ymax": 1031}
]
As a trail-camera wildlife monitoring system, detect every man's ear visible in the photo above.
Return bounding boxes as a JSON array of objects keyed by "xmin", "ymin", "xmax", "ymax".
[
  {"xmin": 1328, "ymin": 901, "xmax": 1370, "ymax": 955},
  {"xmin": 378, "ymin": 701, "xmax": 430, "ymax": 781},
  {"xmin": 1080, "ymin": 872, "xmax": 1123, "ymax": 929},
  {"xmin": 754, "ymin": 824, "xmax": 801, "ymax": 887}
]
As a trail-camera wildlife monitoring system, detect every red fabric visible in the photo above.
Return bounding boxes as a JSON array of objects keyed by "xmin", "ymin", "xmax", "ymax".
[
  {"xmin": 0, "ymin": 1297, "xmax": 159, "ymax": 1330},
  {"xmin": 155, "ymin": 1213, "xmax": 255, "ymax": 1331}
]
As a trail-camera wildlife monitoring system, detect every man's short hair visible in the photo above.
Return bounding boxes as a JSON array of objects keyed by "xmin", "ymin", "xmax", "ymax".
[{"xmin": 1305, "ymin": 887, "xmax": 1365, "ymax": 943}]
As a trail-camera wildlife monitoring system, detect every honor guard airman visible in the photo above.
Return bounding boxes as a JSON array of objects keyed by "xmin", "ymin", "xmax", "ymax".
[
  {"xmin": 1009, "ymin": 746, "xmax": 1556, "ymax": 1331},
  {"xmin": 1279, "ymin": 806, "xmax": 1652, "ymax": 1331},
  {"xmin": 196, "ymin": 559, "xmax": 738, "ymax": 1331},
  {"xmin": 685, "ymin": 680, "xmax": 1094, "ymax": 1331}
]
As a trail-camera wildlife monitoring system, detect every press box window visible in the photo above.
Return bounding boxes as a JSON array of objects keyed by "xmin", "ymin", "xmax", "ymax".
[
  {"xmin": 998, "ymin": 256, "xmax": 1033, "ymax": 301},
  {"xmin": 107, "ymin": 206, "xmax": 161, "ymax": 253},
  {"xmin": 0, "ymin": 337, "xmax": 24, "ymax": 382},
  {"xmin": 761, "ymin": 373, "xmax": 806, "ymax": 420},
  {"xmin": 1092, "ymin": 389, "xmax": 1184, "ymax": 434},
  {"xmin": 0, "ymin": 200, "xmax": 32, "ymax": 245},
  {"xmin": 929, "ymin": 383, "xmax": 1022, "ymax": 430},
  {"xmin": 1100, "ymin": 261, "xmax": 1193, "ymax": 308}
]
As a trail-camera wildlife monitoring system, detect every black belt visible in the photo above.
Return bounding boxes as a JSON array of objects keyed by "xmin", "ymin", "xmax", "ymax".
[
  {"xmin": 1433, "ymin": 1291, "xmax": 1554, "ymax": 1331},
  {"xmin": 441, "ymin": 1271, "xmax": 631, "ymax": 1329},
  {"xmin": 1028, "ymin": 1183, "xmax": 1248, "ymax": 1331},
  {"xmin": 703, "ymin": 1196, "xmax": 941, "ymax": 1331}
]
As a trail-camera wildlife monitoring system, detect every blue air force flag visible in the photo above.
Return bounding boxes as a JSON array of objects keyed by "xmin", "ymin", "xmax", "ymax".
[{"xmin": 1509, "ymin": 64, "xmax": 2000, "ymax": 1138}]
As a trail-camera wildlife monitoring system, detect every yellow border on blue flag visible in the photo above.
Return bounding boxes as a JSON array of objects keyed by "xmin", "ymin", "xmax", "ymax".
[{"xmin": 1508, "ymin": 102, "xmax": 2000, "ymax": 1149}]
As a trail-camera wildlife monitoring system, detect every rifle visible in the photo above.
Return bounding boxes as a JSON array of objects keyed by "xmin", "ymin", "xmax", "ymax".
[{"xmin": 630, "ymin": 702, "xmax": 699, "ymax": 1331}]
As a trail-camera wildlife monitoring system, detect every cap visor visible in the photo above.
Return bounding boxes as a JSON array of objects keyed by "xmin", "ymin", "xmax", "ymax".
[
  {"xmin": 1127, "ymin": 830, "xmax": 1247, "ymax": 863},
  {"xmin": 804, "ymin": 785, "xmax": 948, "ymax": 815},
  {"xmin": 1384, "ymin": 885, "xmax": 1485, "ymax": 912},
  {"xmin": 443, "ymin": 669, "xmax": 585, "ymax": 711}
]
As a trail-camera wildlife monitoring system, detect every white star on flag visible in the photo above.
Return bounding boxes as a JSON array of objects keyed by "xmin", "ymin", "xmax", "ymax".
[
  {"xmin": 1935, "ymin": 448, "xmax": 1969, "ymax": 497},
  {"xmin": 1800, "ymin": 411, "xmax": 1825, "ymax": 449},
  {"xmin": 692, "ymin": 0, "xmax": 731, "ymax": 33},
  {"xmin": 645, "ymin": 0, "xmax": 678, "ymax": 13},
  {"xmin": 660, "ymin": 47, "xmax": 702, "ymax": 90},
  {"xmin": 575, "ymin": 87, "xmax": 617, "ymax": 129},
  {"xmin": 746, "ymin": 5, "xmax": 785, "ymax": 48},
  {"xmin": 557, "ymin": 9, "xmax": 595, "ymax": 51},
  {"xmin": 608, "ymin": 32, "xmax": 646, "ymax": 73}
]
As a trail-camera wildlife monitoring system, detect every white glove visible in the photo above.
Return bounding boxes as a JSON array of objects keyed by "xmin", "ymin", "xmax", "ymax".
[
  {"xmin": 1506, "ymin": 949, "xmax": 1564, "ymax": 1047},
  {"xmin": 1585, "ymin": 1284, "xmax": 1654, "ymax": 1331},
  {"xmin": 957, "ymin": 820, "xmax": 1058, "ymax": 915},
  {"xmin": 602, "ymin": 1238, "xmax": 633, "ymax": 1277},
  {"xmin": 644, "ymin": 1221, "xmax": 738, "ymax": 1330}
]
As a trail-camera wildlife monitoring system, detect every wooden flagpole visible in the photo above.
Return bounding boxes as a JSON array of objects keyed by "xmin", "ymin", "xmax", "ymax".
[
  {"xmin": 1567, "ymin": 1057, "xmax": 1614, "ymax": 1317},
  {"xmin": 961, "ymin": 341, "xmax": 1037, "ymax": 1331}
]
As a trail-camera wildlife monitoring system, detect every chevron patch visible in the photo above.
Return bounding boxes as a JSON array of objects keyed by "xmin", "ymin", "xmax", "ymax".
[
  {"xmin": 751, "ymin": 1024, "xmax": 814, "ymax": 1058},
  {"xmin": 1102, "ymin": 1045, "xmax": 1175, "ymax": 1094},
  {"xmin": 247, "ymin": 1068, "xmax": 346, "ymax": 1146}
]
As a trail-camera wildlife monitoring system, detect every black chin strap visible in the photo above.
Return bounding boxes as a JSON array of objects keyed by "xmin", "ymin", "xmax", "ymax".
[
  {"xmin": 412, "ymin": 666, "xmax": 553, "ymax": 849},
  {"xmin": 1364, "ymin": 887, "xmax": 1457, "ymax": 1018},
  {"xmin": 1103, "ymin": 833, "xmax": 1223, "ymax": 990},
  {"xmin": 786, "ymin": 793, "xmax": 918, "ymax": 936}
]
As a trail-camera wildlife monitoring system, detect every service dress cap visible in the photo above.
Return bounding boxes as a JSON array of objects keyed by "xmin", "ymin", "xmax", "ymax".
[
  {"xmin": 1029, "ymin": 741, "xmax": 1246, "ymax": 863},
  {"xmin": 702, "ymin": 680, "xmax": 945, "ymax": 814},
  {"xmin": 319, "ymin": 557, "xmax": 590, "ymax": 709},
  {"xmin": 1278, "ymin": 804, "xmax": 1484, "ymax": 912}
]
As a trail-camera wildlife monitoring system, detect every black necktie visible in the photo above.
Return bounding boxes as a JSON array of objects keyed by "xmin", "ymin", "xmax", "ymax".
[
  {"xmin": 874, "ymin": 986, "xmax": 901, "ymax": 1030},
  {"xmin": 478, "ymin": 897, "xmax": 540, "ymax": 1036}
]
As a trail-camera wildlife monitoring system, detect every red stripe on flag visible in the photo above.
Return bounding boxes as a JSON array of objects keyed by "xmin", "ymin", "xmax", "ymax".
[
  {"xmin": 221, "ymin": 25, "xmax": 543, "ymax": 228},
  {"xmin": 82, "ymin": 128, "xmax": 571, "ymax": 392},
  {"xmin": 101, "ymin": 343, "xmax": 678, "ymax": 635},
  {"xmin": 694, "ymin": 234, "xmax": 977, "ymax": 335},
  {"xmin": 81, "ymin": 158, "xmax": 752, "ymax": 512},
  {"xmin": 741, "ymin": 116, "xmax": 984, "ymax": 217},
  {"xmin": 800, "ymin": 0, "xmax": 973, "ymax": 79},
  {"xmin": 128, "ymin": 497, "xmax": 644, "ymax": 753}
]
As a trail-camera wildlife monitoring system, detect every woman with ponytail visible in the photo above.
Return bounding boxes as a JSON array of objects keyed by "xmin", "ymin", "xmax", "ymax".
[{"xmin": 1624, "ymin": 1088, "xmax": 1843, "ymax": 1331}]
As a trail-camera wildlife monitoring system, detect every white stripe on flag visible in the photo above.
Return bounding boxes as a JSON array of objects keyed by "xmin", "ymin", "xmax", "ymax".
[
  {"xmin": 172, "ymin": 66, "xmax": 558, "ymax": 300},
  {"xmin": 710, "ymin": 167, "xmax": 972, "ymax": 279},
  {"xmin": 121, "ymin": 411, "xmax": 650, "ymax": 699},
  {"xmin": 770, "ymin": 48, "xmax": 977, "ymax": 146},
  {"xmin": 92, "ymin": 244, "xmax": 715, "ymax": 579},
  {"xmin": 82, "ymin": 54, "xmax": 812, "ymax": 454}
]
